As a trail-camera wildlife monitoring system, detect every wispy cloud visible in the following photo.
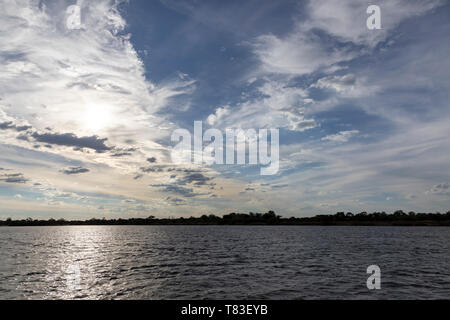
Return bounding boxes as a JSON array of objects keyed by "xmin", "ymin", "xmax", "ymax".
[{"xmin": 321, "ymin": 130, "xmax": 359, "ymax": 143}]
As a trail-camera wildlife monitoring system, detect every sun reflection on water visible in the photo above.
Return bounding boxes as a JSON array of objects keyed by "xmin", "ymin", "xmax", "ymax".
[{"xmin": 41, "ymin": 226, "xmax": 113, "ymax": 299}]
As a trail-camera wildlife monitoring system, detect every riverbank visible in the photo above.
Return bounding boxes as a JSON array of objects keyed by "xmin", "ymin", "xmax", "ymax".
[{"xmin": 1, "ymin": 211, "xmax": 450, "ymax": 227}]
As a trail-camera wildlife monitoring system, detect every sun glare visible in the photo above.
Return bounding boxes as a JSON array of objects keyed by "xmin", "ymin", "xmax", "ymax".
[{"xmin": 83, "ymin": 103, "xmax": 113, "ymax": 133}]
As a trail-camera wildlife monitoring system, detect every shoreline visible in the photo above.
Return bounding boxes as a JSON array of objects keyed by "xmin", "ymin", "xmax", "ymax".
[
  {"xmin": 2, "ymin": 211, "xmax": 449, "ymax": 227},
  {"xmin": 1, "ymin": 222, "xmax": 450, "ymax": 227}
]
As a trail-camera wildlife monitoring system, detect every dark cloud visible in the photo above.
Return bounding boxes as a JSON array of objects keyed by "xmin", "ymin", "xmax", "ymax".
[
  {"xmin": 60, "ymin": 166, "xmax": 90, "ymax": 175},
  {"xmin": 4, "ymin": 122, "xmax": 115, "ymax": 153},
  {"xmin": 178, "ymin": 173, "xmax": 214, "ymax": 186},
  {"xmin": 166, "ymin": 197, "xmax": 186, "ymax": 206},
  {"xmin": 0, "ymin": 121, "xmax": 17, "ymax": 129},
  {"xmin": 271, "ymin": 184, "xmax": 289, "ymax": 190},
  {"xmin": 30, "ymin": 132, "xmax": 112, "ymax": 152},
  {"xmin": 167, "ymin": 168, "xmax": 203, "ymax": 173},
  {"xmin": 150, "ymin": 184, "xmax": 202, "ymax": 198},
  {"xmin": 0, "ymin": 172, "xmax": 28, "ymax": 184},
  {"xmin": 147, "ymin": 157, "xmax": 157, "ymax": 163},
  {"xmin": 113, "ymin": 147, "xmax": 137, "ymax": 156},
  {"xmin": 111, "ymin": 152, "xmax": 132, "ymax": 157},
  {"xmin": 141, "ymin": 166, "xmax": 165, "ymax": 173},
  {"xmin": 133, "ymin": 174, "xmax": 143, "ymax": 180},
  {"xmin": 2, "ymin": 173, "xmax": 22, "ymax": 177},
  {"xmin": 16, "ymin": 125, "xmax": 32, "ymax": 131},
  {"xmin": 0, "ymin": 121, "xmax": 32, "ymax": 132}
]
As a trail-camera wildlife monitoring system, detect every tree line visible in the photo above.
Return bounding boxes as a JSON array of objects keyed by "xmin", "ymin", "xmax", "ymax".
[{"xmin": 1, "ymin": 210, "xmax": 450, "ymax": 226}]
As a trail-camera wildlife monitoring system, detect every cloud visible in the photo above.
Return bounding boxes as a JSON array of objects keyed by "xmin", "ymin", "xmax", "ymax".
[
  {"xmin": 0, "ymin": 0, "xmax": 449, "ymax": 218},
  {"xmin": 147, "ymin": 170, "xmax": 216, "ymax": 199},
  {"xmin": 167, "ymin": 168, "xmax": 204, "ymax": 173},
  {"xmin": 251, "ymin": 0, "xmax": 444, "ymax": 77},
  {"xmin": 305, "ymin": 0, "xmax": 444, "ymax": 46},
  {"xmin": 427, "ymin": 183, "xmax": 450, "ymax": 196},
  {"xmin": 205, "ymin": 80, "xmax": 317, "ymax": 131},
  {"xmin": 275, "ymin": 115, "xmax": 450, "ymax": 214},
  {"xmin": 111, "ymin": 152, "xmax": 132, "ymax": 157},
  {"xmin": 0, "ymin": 172, "xmax": 28, "ymax": 184},
  {"xmin": 60, "ymin": 166, "xmax": 90, "ymax": 175},
  {"xmin": 0, "ymin": 121, "xmax": 32, "ymax": 132},
  {"xmin": 141, "ymin": 166, "xmax": 165, "ymax": 173},
  {"xmin": 311, "ymin": 74, "xmax": 356, "ymax": 92},
  {"xmin": 291, "ymin": 119, "xmax": 317, "ymax": 132},
  {"xmin": 150, "ymin": 184, "xmax": 199, "ymax": 198},
  {"xmin": 0, "ymin": 0, "xmax": 192, "ymax": 173},
  {"xmin": 271, "ymin": 184, "xmax": 289, "ymax": 190},
  {"xmin": 30, "ymin": 131, "xmax": 113, "ymax": 153},
  {"xmin": 321, "ymin": 130, "xmax": 359, "ymax": 143},
  {"xmin": 251, "ymin": 32, "xmax": 355, "ymax": 76},
  {"xmin": 206, "ymin": 107, "xmax": 231, "ymax": 126},
  {"xmin": 166, "ymin": 196, "xmax": 186, "ymax": 206},
  {"xmin": 150, "ymin": 171, "xmax": 216, "ymax": 198},
  {"xmin": 178, "ymin": 173, "xmax": 214, "ymax": 186}
]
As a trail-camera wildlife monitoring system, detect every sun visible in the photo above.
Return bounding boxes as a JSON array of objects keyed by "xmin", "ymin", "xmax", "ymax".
[{"xmin": 83, "ymin": 103, "xmax": 113, "ymax": 133}]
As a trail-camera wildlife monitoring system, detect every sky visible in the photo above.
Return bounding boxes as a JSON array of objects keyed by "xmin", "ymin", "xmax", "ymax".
[{"xmin": 0, "ymin": 0, "xmax": 449, "ymax": 219}]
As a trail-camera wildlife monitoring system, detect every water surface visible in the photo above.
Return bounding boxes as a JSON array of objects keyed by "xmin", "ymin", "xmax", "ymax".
[{"xmin": 0, "ymin": 226, "xmax": 449, "ymax": 299}]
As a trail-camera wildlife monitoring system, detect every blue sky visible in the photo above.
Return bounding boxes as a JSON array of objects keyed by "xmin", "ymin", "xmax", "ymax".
[{"xmin": 0, "ymin": 0, "xmax": 450, "ymax": 219}]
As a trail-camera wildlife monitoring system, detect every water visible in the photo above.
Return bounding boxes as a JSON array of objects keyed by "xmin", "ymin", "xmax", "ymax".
[{"xmin": 0, "ymin": 225, "xmax": 449, "ymax": 300}]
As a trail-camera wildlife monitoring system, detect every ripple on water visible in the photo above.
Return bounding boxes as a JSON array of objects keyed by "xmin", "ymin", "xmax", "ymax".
[{"xmin": 0, "ymin": 226, "xmax": 449, "ymax": 299}]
